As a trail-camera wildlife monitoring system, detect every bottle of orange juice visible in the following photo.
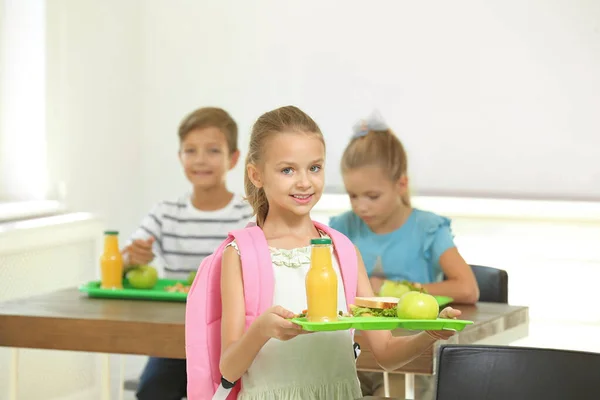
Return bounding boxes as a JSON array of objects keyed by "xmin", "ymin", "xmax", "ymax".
[
  {"xmin": 305, "ymin": 238, "xmax": 338, "ymax": 322},
  {"xmin": 100, "ymin": 231, "xmax": 123, "ymax": 289}
]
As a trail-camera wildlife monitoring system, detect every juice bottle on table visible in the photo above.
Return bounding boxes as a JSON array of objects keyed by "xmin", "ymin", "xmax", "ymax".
[
  {"xmin": 100, "ymin": 231, "xmax": 123, "ymax": 289},
  {"xmin": 305, "ymin": 238, "xmax": 338, "ymax": 322}
]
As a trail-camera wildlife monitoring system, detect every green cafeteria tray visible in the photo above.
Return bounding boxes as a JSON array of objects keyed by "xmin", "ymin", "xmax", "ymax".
[
  {"xmin": 291, "ymin": 316, "xmax": 473, "ymax": 332},
  {"xmin": 434, "ymin": 295, "xmax": 454, "ymax": 307},
  {"xmin": 78, "ymin": 279, "xmax": 189, "ymax": 302}
]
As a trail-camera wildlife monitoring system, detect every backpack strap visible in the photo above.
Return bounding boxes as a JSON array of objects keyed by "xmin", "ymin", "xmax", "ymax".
[
  {"xmin": 214, "ymin": 225, "xmax": 273, "ymax": 400},
  {"xmin": 230, "ymin": 226, "xmax": 274, "ymax": 317},
  {"xmin": 186, "ymin": 236, "xmax": 234, "ymax": 400},
  {"xmin": 313, "ymin": 221, "xmax": 357, "ymax": 309}
]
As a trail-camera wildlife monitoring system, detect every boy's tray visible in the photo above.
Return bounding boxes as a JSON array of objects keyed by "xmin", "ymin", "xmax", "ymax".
[
  {"xmin": 79, "ymin": 279, "xmax": 189, "ymax": 302},
  {"xmin": 434, "ymin": 295, "xmax": 453, "ymax": 307},
  {"xmin": 291, "ymin": 316, "xmax": 473, "ymax": 332}
]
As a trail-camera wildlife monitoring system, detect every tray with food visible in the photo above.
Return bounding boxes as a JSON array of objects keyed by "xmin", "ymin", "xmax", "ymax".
[
  {"xmin": 291, "ymin": 295, "xmax": 473, "ymax": 332},
  {"xmin": 79, "ymin": 268, "xmax": 196, "ymax": 302},
  {"xmin": 79, "ymin": 278, "xmax": 191, "ymax": 301}
]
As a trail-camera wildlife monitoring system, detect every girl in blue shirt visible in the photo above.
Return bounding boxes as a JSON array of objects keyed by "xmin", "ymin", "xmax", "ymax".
[
  {"xmin": 329, "ymin": 111, "xmax": 479, "ymax": 304},
  {"xmin": 329, "ymin": 111, "xmax": 479, "ymax": 397}
]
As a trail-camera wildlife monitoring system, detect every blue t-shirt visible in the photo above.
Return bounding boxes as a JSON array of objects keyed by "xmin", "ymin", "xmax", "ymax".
[{"xmin": 329, "ymin": 209, "xmax": 455, "ymax": 284}]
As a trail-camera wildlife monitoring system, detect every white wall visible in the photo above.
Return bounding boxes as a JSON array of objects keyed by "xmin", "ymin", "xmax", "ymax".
[
  {"xmin": 46, "ymin": 0, "xmax": 600, "ymax": 240},
  {"xmin": 139, "ymin": 0, "xmax": 269, "ymax": 211},
  {"xmin": 46, "ymin": 0, "xmax": 144, "ymax": 236},
  {"xmin": 139, "ymin": 0, "xmax": 600, "ymax": 202}
]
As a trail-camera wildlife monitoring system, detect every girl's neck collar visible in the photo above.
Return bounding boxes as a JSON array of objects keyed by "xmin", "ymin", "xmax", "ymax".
[{"xmin": 370, "ymin": 205, "xmax": 413, "ymax": 235}]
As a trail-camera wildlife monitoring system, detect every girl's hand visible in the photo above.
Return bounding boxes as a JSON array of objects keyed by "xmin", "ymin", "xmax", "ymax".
[
  {"xmin": 256, "ymin": 305, "xmax": 311, "ymax": 341},
  {"xmin": 425, "ymin": 307, "xmax": 462, "ymax": 341},
  {"xmin": 439, "ymin": 306, "xmax": 461, "ymax": 320}
]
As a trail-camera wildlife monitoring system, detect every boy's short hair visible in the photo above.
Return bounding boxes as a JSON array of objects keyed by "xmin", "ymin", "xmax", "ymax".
[{"xmin": 178, "ymin": 107, "xmax": 238, "ymax": 153}]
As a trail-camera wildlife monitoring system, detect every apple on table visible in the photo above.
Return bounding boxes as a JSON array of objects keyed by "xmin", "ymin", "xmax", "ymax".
[{"xmin": 126, "ymin": 265, "xmax": 158, "ymax": 289}]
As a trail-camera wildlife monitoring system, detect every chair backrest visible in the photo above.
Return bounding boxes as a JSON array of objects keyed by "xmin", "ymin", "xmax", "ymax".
[
  {"xmin": 435, "ymin": 344, "xmax": 600, "ymax": 400},
  {"xmin": 469, "ymin": 264, "xmax": 508, "ymax": 303},
  {"xmin": 442, "ymin": 264, "xmax": 508, "ymax": 303}
]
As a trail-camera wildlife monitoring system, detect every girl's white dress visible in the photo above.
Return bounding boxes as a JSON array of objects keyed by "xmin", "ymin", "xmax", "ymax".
[{"xmin": 227, "ymin": 239, "xmax": 362, "ymax": 400}]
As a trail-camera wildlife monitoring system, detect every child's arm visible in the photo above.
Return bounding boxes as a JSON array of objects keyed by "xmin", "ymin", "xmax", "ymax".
[
  {"xmin": 122, "ymin": 237, "xmax": 155, "ymax": 269},
  {"xmin": 356, "ymin": 247, "xmax": 460, "ymax": 371},
  {"xmin": 219, "ymin": 246, "xmax": 307, "ymax": 383},
  {"xmin": 369, "ymin": 276, "xmax": 385, "ymax": 295},
  {"xmin": 122, "ymin": 205, "xmax": 164, "ymax": 269},
  {"xmin": 421, "ymin": 247, "xmax": 480, "ymax": 304}
]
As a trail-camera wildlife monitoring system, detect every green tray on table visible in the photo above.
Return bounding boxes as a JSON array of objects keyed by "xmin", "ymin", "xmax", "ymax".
[
  {"xmin": 79, "ymin": 279, "xmax": 189, "ymax": 302},
  {"xmin": 291, "ymin": 316, "xmax": 473, "ymax": 332},
  {"xmin": 434, "ymin": 295, "xmax": 454, "ymax": 307}
]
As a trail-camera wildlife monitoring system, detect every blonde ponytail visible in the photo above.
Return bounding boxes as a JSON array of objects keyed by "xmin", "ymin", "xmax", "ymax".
[{"xmin": 244, "ymin": 168, "xmax": 269, "ymax": 226}]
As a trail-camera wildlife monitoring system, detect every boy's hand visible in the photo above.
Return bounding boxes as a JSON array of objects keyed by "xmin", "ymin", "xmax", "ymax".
[{"xmin": 124, "ymin": 237, "xmax": 155, "ymax": 266}]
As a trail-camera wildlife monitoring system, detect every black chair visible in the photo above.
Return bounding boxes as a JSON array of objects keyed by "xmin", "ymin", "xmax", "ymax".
[
  {"xmin": 435, "ymin": 344, "xmax": 600, "ymax": 400},
  {"xmin": 470, "ymin": 264, "xmax": 508, "ymax": 303},
  {"xmin": 443, "ymin": 264, "xmax": 508, "ymax": 303}
]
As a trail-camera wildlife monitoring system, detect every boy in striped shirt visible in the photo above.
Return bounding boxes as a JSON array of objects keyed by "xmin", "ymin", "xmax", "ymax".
[{"xmin": 122, "ymin": 107, "xmax": 253, "ymax": 400}]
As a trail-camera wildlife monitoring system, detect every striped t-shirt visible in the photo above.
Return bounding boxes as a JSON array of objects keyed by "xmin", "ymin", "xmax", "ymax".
[{"xmin": 128, "ymin": 193, "xmax": 254, "ymax": 279}]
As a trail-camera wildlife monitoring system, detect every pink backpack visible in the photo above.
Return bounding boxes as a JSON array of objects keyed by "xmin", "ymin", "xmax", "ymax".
[{"xmin": 185, "ymin": 221, "xmax": 358, "ymax": 400}]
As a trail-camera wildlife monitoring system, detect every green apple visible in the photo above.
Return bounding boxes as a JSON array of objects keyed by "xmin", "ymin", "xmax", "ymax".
[
  {"xmin": 127, "ymin": 265, "xmax": 158, "ymax": 289},
  {"xmin": 396, "ymin": 291, "xmax": 439, "ymax": 320},
  {"xmin": 187, "ymin": 271, "xmax": 197, "ymax": 285},
  {"xmin": 379, "ymin": 280, "xmax": 411, "ymax": 298}
]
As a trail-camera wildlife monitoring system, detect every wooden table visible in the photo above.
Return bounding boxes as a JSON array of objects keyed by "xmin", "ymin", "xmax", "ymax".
[
  {"xmin": 0, "ymin": 288, "xmax": 186, "ymax": 358},
  {"xmin": 0, "ymin": 288, "xmax": 186, "ymax": 400},
  {"xmin": 0, "ymin": 289, "xmax": 529, "ymax": 400}
]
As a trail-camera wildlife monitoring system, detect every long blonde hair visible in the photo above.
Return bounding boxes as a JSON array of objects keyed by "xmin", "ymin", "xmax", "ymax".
[
  {"xmin": 244, "ymin": 106, "xmax": 324, "ymax": 226},
  {"xmin": 341, "ymin": 124, "xmax": 411, "ymax": 207}
]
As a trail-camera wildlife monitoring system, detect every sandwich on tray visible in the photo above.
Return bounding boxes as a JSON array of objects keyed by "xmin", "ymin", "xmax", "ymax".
[{"xmin": 349, "ymin": 297, "xmax": 399, "ymax": 318}]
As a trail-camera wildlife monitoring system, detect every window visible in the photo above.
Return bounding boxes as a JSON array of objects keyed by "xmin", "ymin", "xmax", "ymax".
[{"xmin": 0, "ymin": 0, "xmax": 56, "ymax": 221}]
